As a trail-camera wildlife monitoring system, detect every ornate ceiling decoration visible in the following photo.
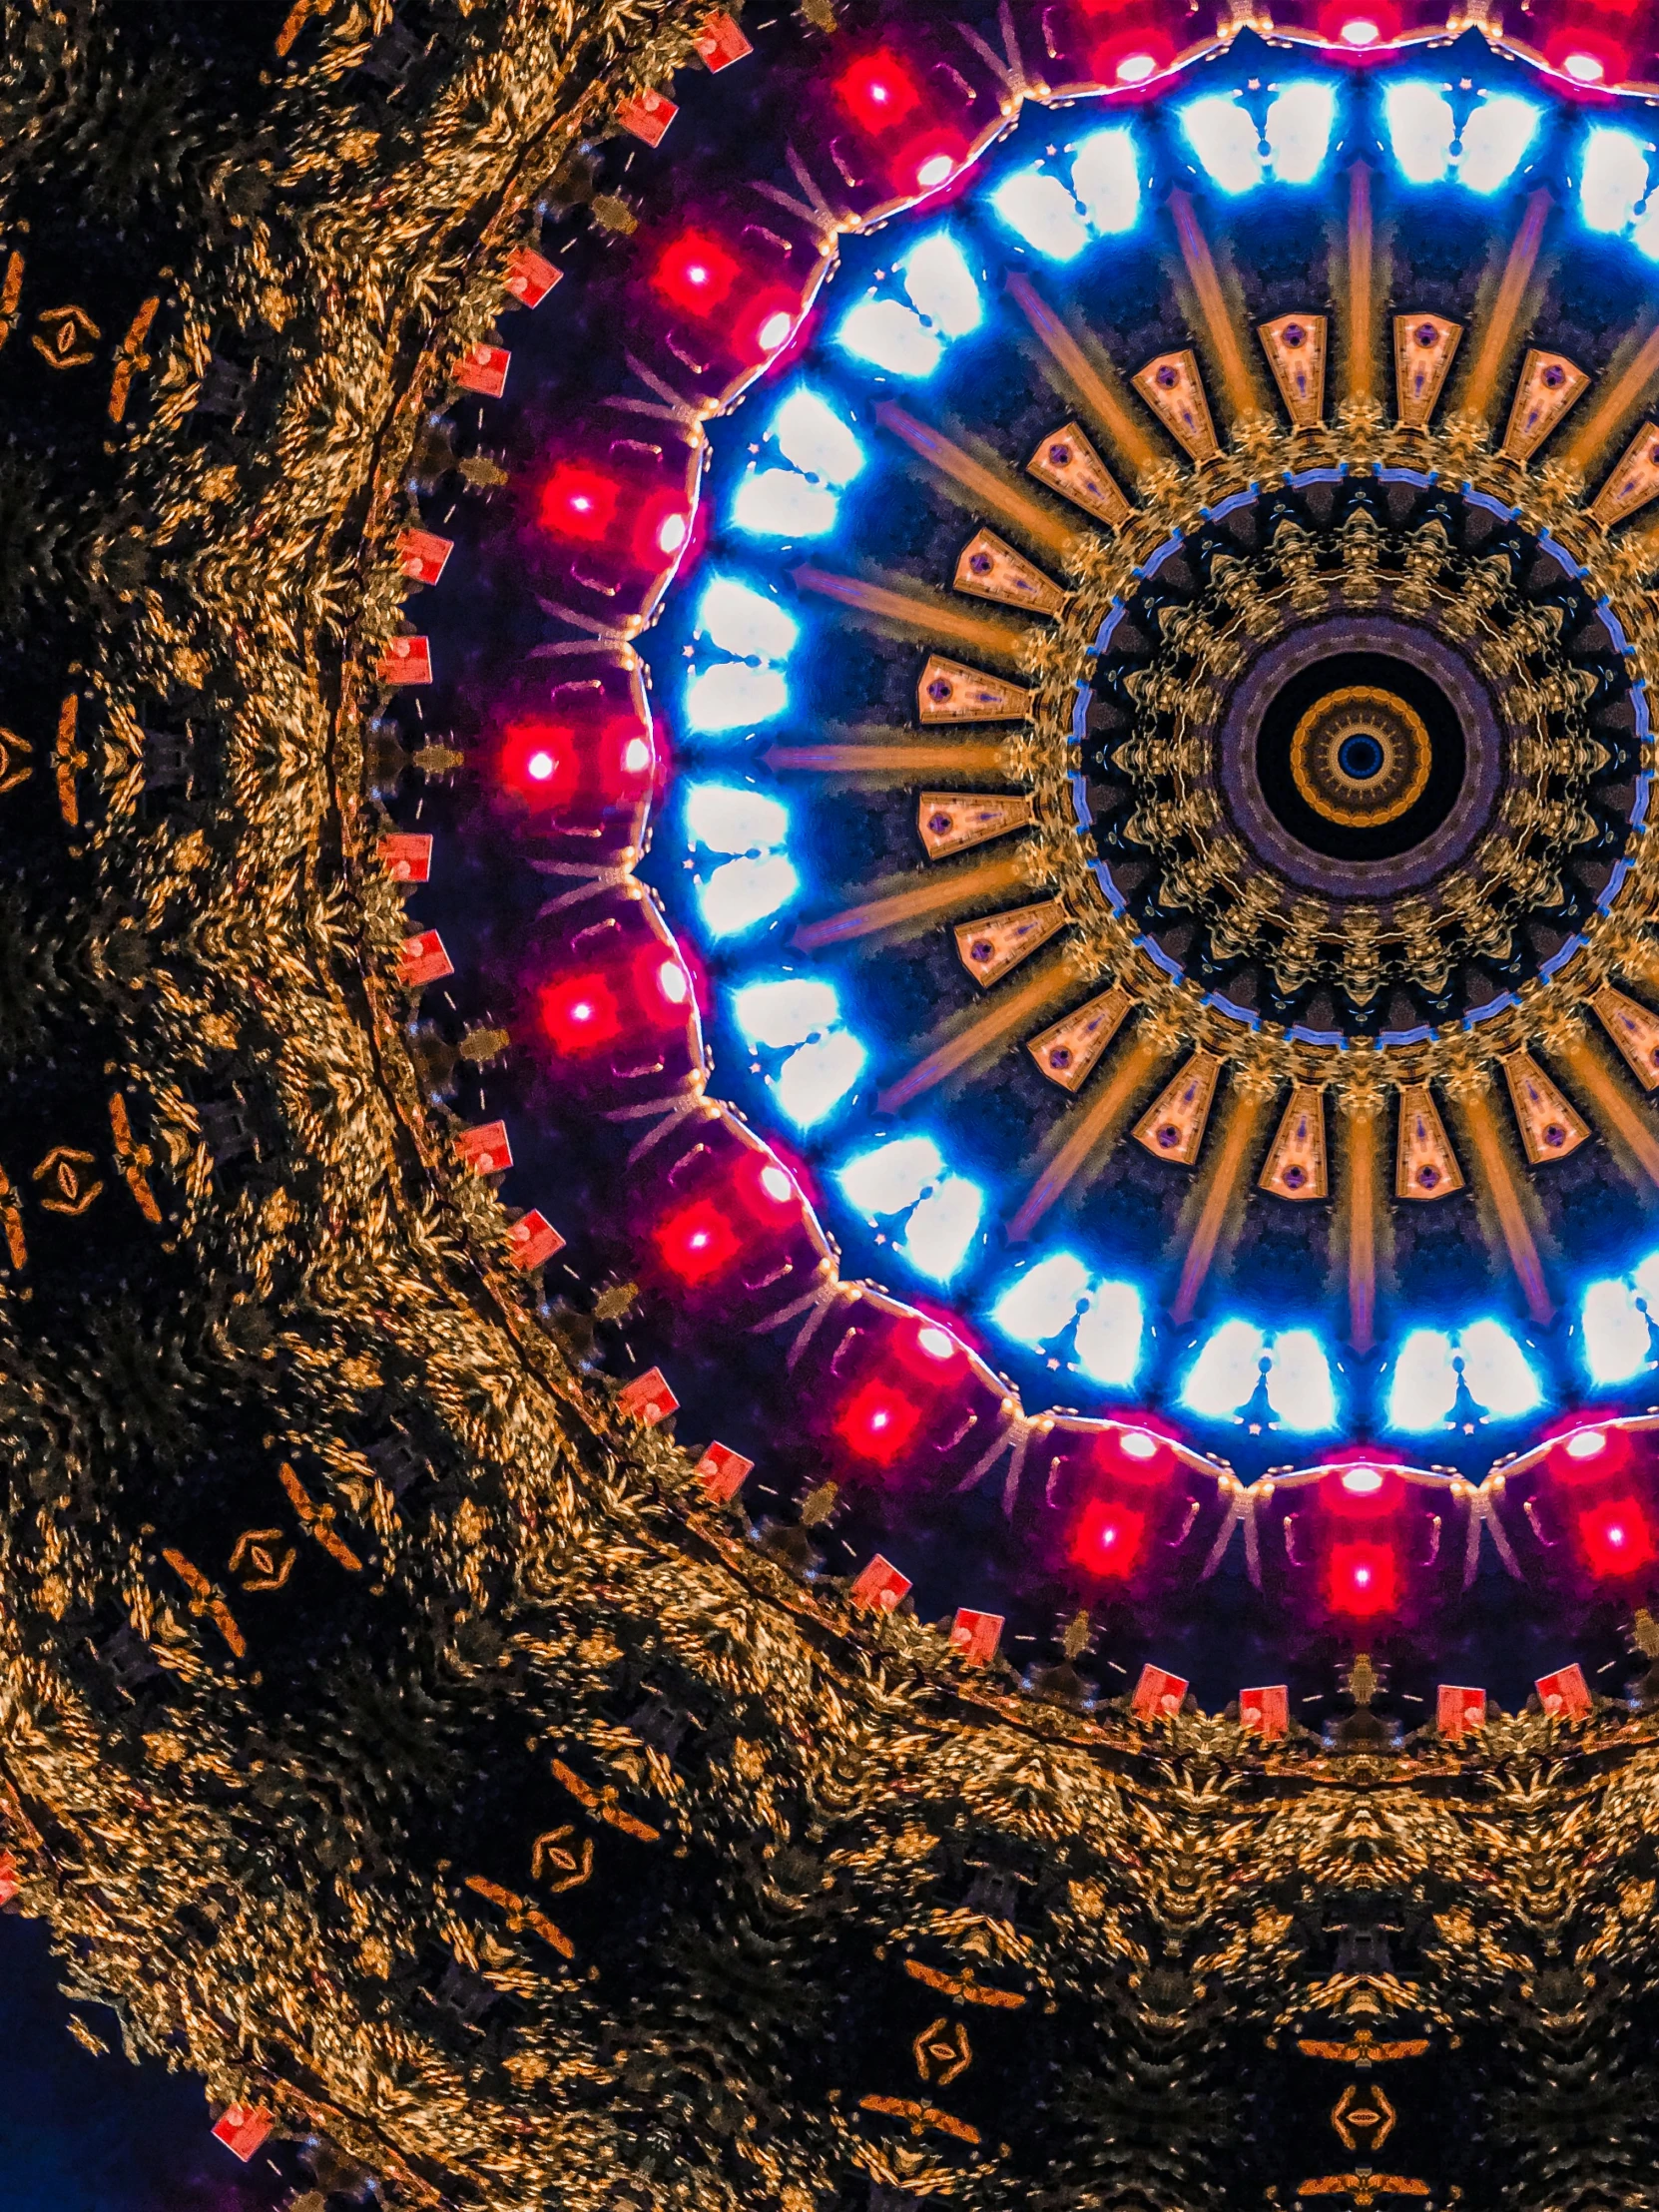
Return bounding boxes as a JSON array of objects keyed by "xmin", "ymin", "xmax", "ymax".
[{"xmin": 10, "ymin": 4, "xmax": 1659, "ymax": 2210}]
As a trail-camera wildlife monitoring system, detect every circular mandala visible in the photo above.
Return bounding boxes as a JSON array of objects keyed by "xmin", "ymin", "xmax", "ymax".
[{"xmin": 1288, "ymin": 682, "xmax": 1432, "ymax": 830}]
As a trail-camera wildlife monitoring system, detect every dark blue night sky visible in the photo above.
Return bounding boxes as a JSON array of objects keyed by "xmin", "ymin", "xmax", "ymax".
[{"xmin": 0, "ymin": 1916, "xmax": 289, "ymax": 2212}]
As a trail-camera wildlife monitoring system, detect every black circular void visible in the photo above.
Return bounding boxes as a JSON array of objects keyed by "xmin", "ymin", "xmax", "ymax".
[{"xmin": 1256, "ymin": 651, "xmax": 1465, "ymax": 862}]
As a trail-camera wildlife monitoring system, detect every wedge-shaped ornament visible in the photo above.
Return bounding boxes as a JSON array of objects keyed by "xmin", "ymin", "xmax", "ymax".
[
  {"xmin": 1502, "ymin": 1050, "xmax": 1590, "ymax": 1165},
  {"xmin": 1589, "ymin": 422, "xmax": 1659, "ymax": 530},
  {"xmin": 1027, "ymin": 986, "xmax": 1132, "ymax": 1092},
  {"xmin": 917, "ymin": 791, "xmax": 1033, "ymax": 859},
  {"xmin": 1392, "ymin": 314, "xmax": 1461, "ymax": 429},
  {"xmin": 1259, "ymin": 1082, "xmax": 1328, "ymax": 1200},
  {"xmin": 954, "ymin": 899, "xmax": 1068, "ymax": 988},
  {"xmin": 1395, "ymin": 1082, "xmax": 1463, "ymax": 1201},
  {"xmin": 1133, "ymin": 1049, "xmax": 1220, "ymax": 1165},
  {"xmin": 1258, "ymin": 313, "xmax": 1327, "ymax": 430},
  {"xmin": 952, "ymin": 529, "xmax": 1069, "ymax": 617},
  {"xmin": 1593, "ymin": 982, "xmax": 1659, "ymax": 1090},
  {"xmin": 1025, "ymin": 421, "xmax": 1132, "ymax": 530},
  {"xmin": 1501, "ymin": 349, "xmax": 1588, "ymax": 464},
  {"xmin": 917, "ymin": 655, "xmax": 1033, "ymax": 725},
  {"xmin": 1132, "ymin": 350, "xmax": 1219, "ymax": 463}
]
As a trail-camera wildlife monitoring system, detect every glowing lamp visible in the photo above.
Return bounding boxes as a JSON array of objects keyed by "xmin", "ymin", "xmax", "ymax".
[
  {"xmin": 1090, "ymin": 23, "xmax": 1176, "ymax": 91},
  {"xmin": 1341, "ymin": 19, "xmax": 1380, "ymax": 45},
  {"xmin": 1119, "ymin": 1427, "xmax": 1159, "ymax": 1460},
  {"xmin": 1318, "ymin": 0, "xmax": 1397, "ymax": 49},
  {"xmin": 540, "ymin": 973, "xmax": 621, "ymax": 1055},
  {"xmin": 1326, "ymin": 1539, "xmax": 1399, "ymax": 1619},
  {"xmin": 731, "ymin": 286, "xmax": 805, "ymax": 364},
  {"xmin": 654, "ymin": 1199, "xmax": 743, "ymax": 1286},
  {"xmin": 758, "ymin": 1163, "xmax": 795, "ymax": 1206},
  {"xmin": 1548, "ymin": 1423, "xmax": 1634, "ymax": 1484},
  {"xmin": 917, "ymin": 1325, "xmax": 955, "ymax": 1360},
  {"xmin": 835, "ymin": 51, "xmax": 920, "ymax": 134},
  {"xmin": 654, "ymin": 231, "xmax": 740, "ymax": 316},
  {"xmin": 501, "ymin": 718, "xmax": 578, "ymax": 803},
  {"xmin": 834, "ymin": 1380, "xmax": 922, "ymax": 1465},
  {"xmin": 630, "ymin": 489, "xmax": 695, "ymax": 569},
  {"xmin": 1116, "ymin": 51, "xmax": 1157, "ymax": 82},
  {"xmin": 1068, "ymin": 1495, "xmax": 1148, "ymax": 1580},
  {"xmin": 1575, "ymin": 1493, "xmax": 1656, "ymax": 1578},
  {"xmin": 1545, "ymin": 27, "xmax": 1626, "ymax": 89},
  {"xmin": 540, "ymin": 462, "xmax": 620, "ymax": 543},
  {"xmin": 1341, "ymin": 1465, "xmax": 1384, "ymax": 1495}
]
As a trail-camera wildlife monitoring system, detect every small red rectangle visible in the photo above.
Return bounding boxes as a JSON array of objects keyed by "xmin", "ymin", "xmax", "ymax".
[
  {"xmin": 0, "ymin": 1852, "xmax": 19, "ymax": 1907},
  {"xmin": 377, "ymin": 634, "xmax": 431, "ymax": 685},
  {"xmin": 849, "ymin": 1555, "xmax": 910, "ymax": 1613},
  {"xmin": 398, "ymin": 929, "xmax": 453, "ymax": 987},
  {"xmin": 1437, "ymin": 1684, "xmax": 1487, "ymax": 1740},
  {"xmin": 455, "ymin": 1120, "xmax": 512, "ymax": 1176},
  {"xmin": 949, "ymin": 1608, "xmax": 1003, "ymax": 1665},
  {"xmin": 1132, "ymin": 1664, "xmax": 1189, "ymax": 1721},
  {"xmin": 1240, "ymin": 1684, "xmax": 1289, "ymax": 1740},
  {"xmin": 378, "ymin": 831, "xmax": 432, "ymax": 883},
  {"xmin": 505, "ymin": 246, "xmax": 561, "ymax": 308},
  {"xmin": 1537, "ymin": 1664, "xmax": 1592, "ymax": 1721},
  {"xmin": 619, "ymin": 1368, "xmax": 678, "ymax": 1425},
  {"xmin": 695, "ymin": 11, "xmax": 753, "ymax": 69},
  {"xmin": 398, "ymin": 528, "xmax": 453, "ymax": 586},
  {"xmin": 455, "ymin": 342, "xmax": 510, "ymax": 398},
  {"xmin": 618, "ymin": 89, "xmax": 676, "ymax": 145},
  {"xmin": 508, "ymin": 1210, "xmax": 564, "ymax": 1269},
  {"xmin": 695, "ymin": 1440, "xmax": 753, "ymax": 1502},
  {"xmin": 212, "ymin": 2105, "xmax": 273, "ymax": 2162}
]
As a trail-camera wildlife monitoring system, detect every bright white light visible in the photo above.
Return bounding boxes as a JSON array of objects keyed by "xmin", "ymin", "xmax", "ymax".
[
  {"xmin": 733, "ymin": 467, "xmax": 838, "ymax": 539},
  {"xmin": 838, "ymin": 1135, "xmax": 943, "ymax": 1219},
  {"xmin": 773, "ymin": 1029, "xmax": 866, "ymax": 1128},
  {"xmin": 1181, "ymin": 94, "xmax": 1264, "ymax": 195},
  {"xmin": 1265, "ymin": 81, "xmax": 1336, "ymax": 186},
  {"xmin": 897, "ymin": 234, "xmax": 982, "ymax": 336},
  {"xmin": 527, "ymin": 749, "xmax": 556, "ymax": 782},
  {"xmin": 757, "ymin": 309, "xmax": 794, "ymax": 351},
  {"xmin": 1116, "ymin": 52, "xmax": 1156, "ymax": 85},
  {"xmin": 1182, "ymin": 1318, "xmax": 1268, "ymax": 1419},
  {"xmin": 1342, "ymin": 1465, "xmax": 1384, "ymax": 1494},
  {"xmin": 1565, "ymin": 51, "xmax": 1605, "ymax": 86},
  {"xmin": 1071, "ymin": 127, "xmax": 1141, "ymax": 233},
  {"xmin": 990, "ymin": 171, "xmax": 1091, "ymax": 261},
  {"xmin": 697, "ymin": 853, "xmax": 800, "ymax": 937},
  {"xmin": 623, "ymin": 737, "xmax": 651, "ymax": 773},
  {"xmin": 915, "ymin": 153, "xmax": 954, "ymax": 190},
  {"xmin": 733, "ymin": 976, "xmax": 840, "ymax": 1050},
  {"xmin": 685, "ymin": 784, "xmax": 789, "ymax": 854},
  {"xmin": 990, "ymin": 1252, "xmax": 1091, "ymax": 1347},
  {"xmin": 837, "ymin": 297, "xmax": 943, "ymax": 377},
  {"xmin": 771, "ymin": 390, "xmax": 864, "ymax": 485},
  {"xmin": 1458, "ymin": 95, "xmax": 1540, "ymax": 195},
  {"xmin": 1457, "ymin": 1318, "xmax": 1540, "ymax": 1419},
  {"xmin": 1341, "ymin": 18, "xmax": 1380, "ymax": 46},
  {"xmin": 1073, "ymin": 1280, "xmax": 1145, "ymax": 1388},
  {"xmin": 1583, "ymin": 127, "xmax": 1651, "ymax": 233},
  {"xmin": 1387, "ymin": 1329, "xmax": 1459, "ymax": 1430},
  {"xmin": 917, "ymin": 1325, "xmax": 955, "ymax": 1361},
  {"xmin": 1566, "ymin": 1427, "xmax": 1610, "ymax": 1459},
  {"xmin": 900, "ymin": 1174, "xmax": 983, "ymax": 1281},
  {"xmin": 1630, "ymin": 201, "xmax": 1659, "ymax": 261},
  {"xmin": 1383, "ymin": 82, "xmax": 1455, "ymax": 185},
  {"xmin": 1265, "ymin": 1328, "xmax": 1338, "ymax": 1432},
  {"xmin": 657, "ymin": 513, "xmax": 688, "ymax": 554},
  {"xmin": 759, "ymin": 1164, "xmax": 794, "ymax": 1203},
  {"xmin": 683, "ymin": 662, "xmax": 790, "ymax": 735},
  {"xmin": 1582, "ymin": 1278, "xmax": 1651, "ymax": 1384},
  {"xmin": 695, "ymin": 578, "xmax": 799, "ymax": 662},
  {"xmin": 657, "ymin": 960, "xmax": 690, "ymax": 1005}
]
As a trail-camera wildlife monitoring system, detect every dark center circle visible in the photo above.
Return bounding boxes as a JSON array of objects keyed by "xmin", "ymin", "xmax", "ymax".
[{"xmin": 1256, "ymin": 649, "xmax": 1465, "ymax": 863}]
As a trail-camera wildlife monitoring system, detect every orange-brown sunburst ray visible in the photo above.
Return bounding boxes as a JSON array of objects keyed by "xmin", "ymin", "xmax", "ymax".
[
  {"xmin": 1342, "ymin": 1099, "xmax": 1382, "ymax": 1355},
  {"xmin": 1561, "ymin": 323, "xmax": 1659, "ymax": 474},
  {"xmin": 1169, "ymin": 1079, "xmax": 1273, "ymax": 1326},
  {"xmin": 1461, "ymin": 189, "xmax": 1551, "ymax": 423},
  {"xmin": 791, "ymin": 564, "xmax": 1030, "ymax": 663},
  {"xmin": 877, "ymin": 960, "xmax": 1078, "ymax": 1111},
  {"xmin": 1009, "ymin": 1027, "xmax": 1162, "ymax": 1241},
  {"xmin": 764, "ymin": 739, "xmax": 1011, "ymax": 778},
  {"xmin": 1004, "ymin": 273, "xmax": 1160, "ymax": 480},
  {"xmin": 874, "ymin": 401, "xmax": 1075, "ymax": 559},
  {"xmin": 1557, "ymin": 1029, "xmax": 1659, "ymax": 1186},
  {"xmin": 1167, "ymin": 190, "xmax": 1260, "ymax": 422},
  {"xmin": 1344, "ymin": 162, "xmax": 1376, "ymax": 404},
  {"xmin": 793, "ymin": 851, "xmax": 1031, "ymax": 952},
  {"xmin": 1454, "ymin": 1083, "xmax": 1554, "ymax": 1325}
]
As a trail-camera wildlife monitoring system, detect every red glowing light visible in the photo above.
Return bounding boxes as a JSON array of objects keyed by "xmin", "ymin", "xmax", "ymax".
[
  {"xmin": 834, "ymin": 1380, "xmax": 922, "ymax": 1465},
  {"xmin": 1340, "ymin": 16, "xmax": 1380, "ymax": 45},
  {"xmin": 540, "ymin": 973, "xmax": 621, "ymax": 1055},
  {"xmin": 1576, "ymin": 1493, "xmax": 1656, "ymax": 1578},
  {"xmin": 1326, "ymin": 1540, "xmax": 1399, "ymax": 1619},
  {"xmin": 1549, "ymin": 1423, "xmax": 1633, "ymax": 1484},
  {"xmin": 540, "ymin": 463, "xmax": 620, "ymax": 543},
  {"xmin": 654, "ymin": 232, "xmax": 740, "ymax": 316},
  {"xmin": 1543, "ymin": 24, "xmax": 1627, "ymax": 89},
  {"xmin": 1116, "ymin": 49, "xmax": 1158, "ymax": 80},
  {"xmin": 654, "ymin": 1199, "xmax": 743, "ymax": 1285},
  {"xmin": 835, "ymin": 51, "xmax": 919, "ymax": 134},
  {"xmin": 1068, "ymin": 1495, "xmax": 1148, "ymax": 1580},
  {"xmin": 501, "ymin": 717, "xmax": 577, "ymax": 802},
  {"xmin": 758, "ymin": 1162, "xmax": 795, "ymax": 1205}
]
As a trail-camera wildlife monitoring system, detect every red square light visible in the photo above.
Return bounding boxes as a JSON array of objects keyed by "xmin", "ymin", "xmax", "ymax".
[
  {"xmin": 834, "ymin": 1380, "xmax": 921, "ymax": 1465},
  {"xmin": 654, "ymin": 232, "xmax": 740, "ymax": 317},
  {"xmin": 1067, "ymin": 1495, "xmax": 1148, "ymax": 1580},
  {"xmin": 654, "ymin": 1199, "xmax": 742, "ymax": 1286},
  {"xmin": 1326, "ymin": 1539, "xmax": 1398, "ymax": 1618},
  {"xmin": 540, "ymin": 463, "xmax": 619, "ymax": 542},
  {"xmin": 835, "ymin": 51, "xmax": 919, "ymax": 134},
  {"xmin": 1575, "ymin": 1493, "xmax": 1656, "ymax": 1578},
  {"xmin": 540, "ymin": 973, "xmax": 620, "ymax": 1054}
]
